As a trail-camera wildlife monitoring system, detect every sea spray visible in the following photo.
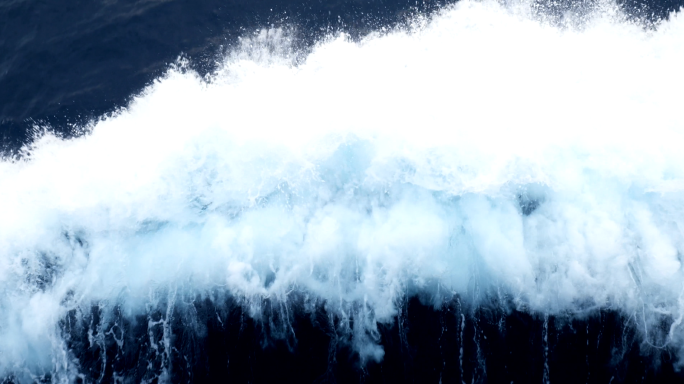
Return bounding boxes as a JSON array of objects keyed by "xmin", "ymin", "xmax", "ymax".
[{"xmin": 1, "ymin": 0, "xmax": 684, "ymax": 381}]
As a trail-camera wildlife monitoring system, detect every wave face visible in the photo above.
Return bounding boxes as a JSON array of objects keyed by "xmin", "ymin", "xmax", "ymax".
[{"xmin": 1, "ymin": 0, "xmax": 684, "ymax": 382}]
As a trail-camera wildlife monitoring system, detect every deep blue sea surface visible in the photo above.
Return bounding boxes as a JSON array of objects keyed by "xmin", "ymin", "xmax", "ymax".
[{"xmin": 1, "ymin": 0, "xmax": 684, "ymax": 383}]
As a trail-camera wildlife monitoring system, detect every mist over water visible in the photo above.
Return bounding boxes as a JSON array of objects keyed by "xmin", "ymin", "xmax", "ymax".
[{"xmin": 1, "ymin": 0, "xmax": 684, "ymax": 381}]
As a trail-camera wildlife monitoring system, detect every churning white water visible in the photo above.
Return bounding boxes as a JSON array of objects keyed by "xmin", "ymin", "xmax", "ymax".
[{"xmin": 1, "ymin": 0, "xmax": 683, "ymax": 378}]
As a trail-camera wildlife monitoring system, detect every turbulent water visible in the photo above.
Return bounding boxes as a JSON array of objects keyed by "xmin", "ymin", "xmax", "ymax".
[{"xmin": 1, "ymin": 0, "xmax": 684, "ymax": 382}]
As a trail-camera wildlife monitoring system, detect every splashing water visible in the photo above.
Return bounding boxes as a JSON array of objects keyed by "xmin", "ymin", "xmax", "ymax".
[{"xmin": 1, "ymin": 0, "xmax": 684, "ymax": 380}]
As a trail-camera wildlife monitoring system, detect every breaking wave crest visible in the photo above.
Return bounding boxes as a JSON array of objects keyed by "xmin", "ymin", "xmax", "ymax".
[{"xmin": 1, "ymin": 0, "xmax": 684, "ymax": 381}]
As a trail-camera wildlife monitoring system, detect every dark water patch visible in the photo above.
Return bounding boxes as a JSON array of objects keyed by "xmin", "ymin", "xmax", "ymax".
[{"xmin": 0, "ymin": 294, "xmax": 674, "ymax": 383}]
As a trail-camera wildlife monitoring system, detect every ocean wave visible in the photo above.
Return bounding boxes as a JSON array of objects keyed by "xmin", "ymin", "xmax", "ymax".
[{"xmin": 1, "ymin": 0, "xmax": 683, "ymax": 381}]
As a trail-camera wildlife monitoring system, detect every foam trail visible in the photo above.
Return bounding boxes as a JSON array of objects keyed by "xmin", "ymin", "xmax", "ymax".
[{"xmin": 1, "ymin": 0, "xmax": 684, "ymax": 380}]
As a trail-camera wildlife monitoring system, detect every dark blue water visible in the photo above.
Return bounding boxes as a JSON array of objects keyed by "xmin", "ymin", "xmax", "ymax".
[
  {"xmin": 57, "ymin": 295, "xmax": 683, "ymax": 383},
  {"xmin": 2, "ymin": 1, "xmax": 684, "ymax": 383}
]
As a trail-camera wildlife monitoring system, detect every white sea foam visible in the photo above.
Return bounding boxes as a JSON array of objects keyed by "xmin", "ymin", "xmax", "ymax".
[{"xmin": 1, "ymin": 0, "xmax": 684, "ymax": 377}]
